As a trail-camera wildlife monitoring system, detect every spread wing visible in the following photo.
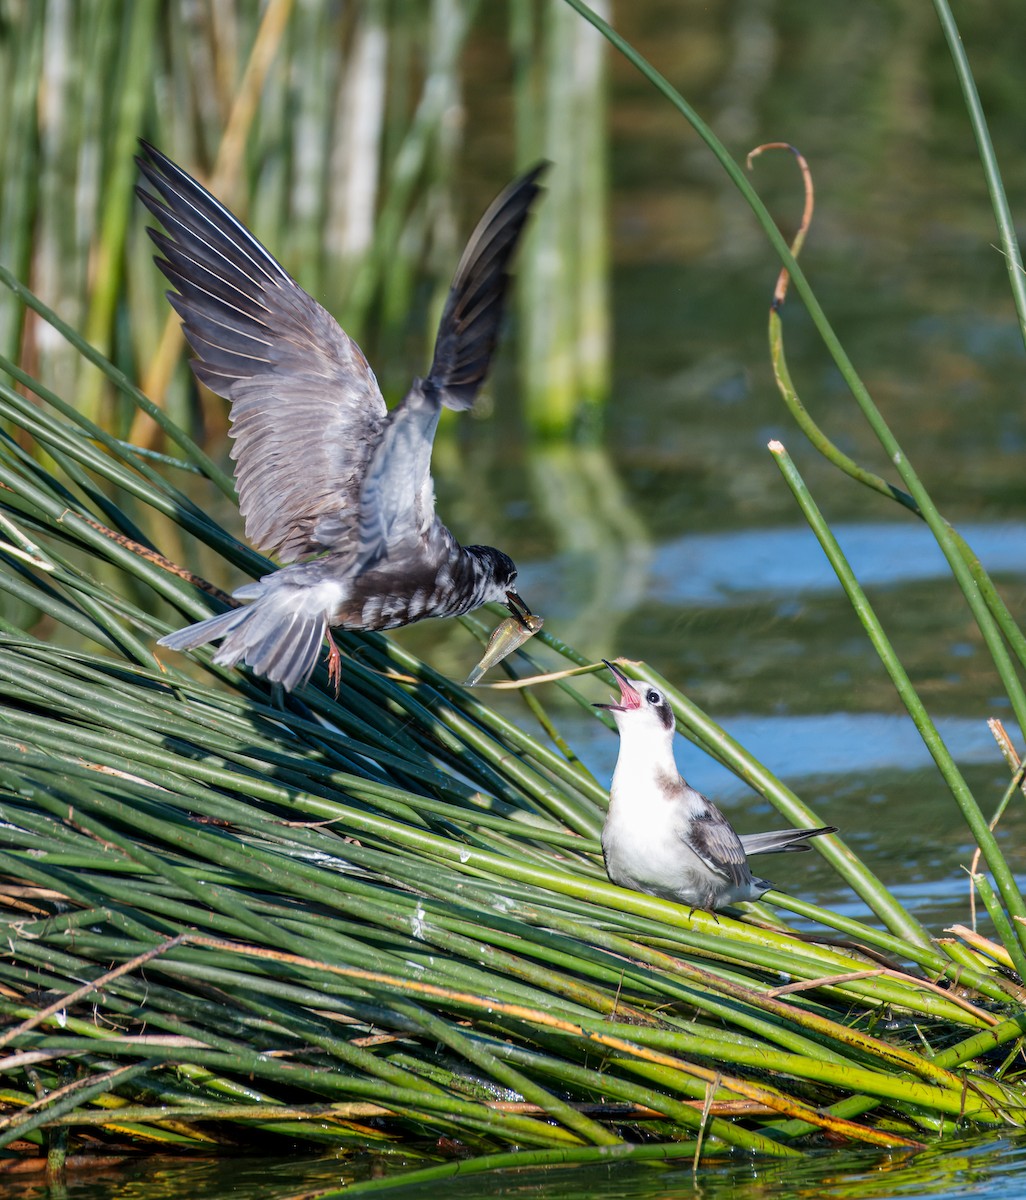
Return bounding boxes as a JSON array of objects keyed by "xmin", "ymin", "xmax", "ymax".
[
  {"xmin": 136, "ymin": 141, "xmax": 387, "ymax": 564},
  {"xmin": 683, "ymin": 803, "xmax": 751, "ymax": 889},
  {"xmin": 427, "ymin": 162, "xmax": 548, "ymax": 411},
  {"xmin": 354, "ymin": 383, "xmax": 442, "ymax": 567},
  {"xmin": 353, "ymin": 163, "xmax": 547, "ymax": 568}
]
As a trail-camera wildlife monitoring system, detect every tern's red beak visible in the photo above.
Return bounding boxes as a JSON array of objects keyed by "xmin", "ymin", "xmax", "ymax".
[{"xmin": 593, "ymin": 660, "xmax": 642, "ymax": 711}]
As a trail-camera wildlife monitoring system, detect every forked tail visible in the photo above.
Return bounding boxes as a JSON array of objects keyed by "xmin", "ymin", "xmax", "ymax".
[
  {"xmin": 739, "ymin": 826, "xmax": 837, "ymax": 857},
  {"xmin": 158, "ymin": 595, "xmax": 326, "ymax": 692}
]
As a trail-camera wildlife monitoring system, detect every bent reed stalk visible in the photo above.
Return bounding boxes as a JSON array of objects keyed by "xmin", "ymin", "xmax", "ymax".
[
  {"xmin": 1, "ymin": 1, "xmax": 1025, "ymax": 1186},
  {"xmin": 0, "ymin": 271, "xmax": 1025, "ymax": 1172}
]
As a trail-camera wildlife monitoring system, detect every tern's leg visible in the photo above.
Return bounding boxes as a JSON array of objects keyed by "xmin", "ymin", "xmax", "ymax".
[{"xmin": 326, "ymin": 629, "xmax": 343, "ymax": 698}]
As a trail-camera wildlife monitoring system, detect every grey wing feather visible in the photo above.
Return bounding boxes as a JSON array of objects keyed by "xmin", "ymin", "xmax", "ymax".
[
  {"xmin": 136, "ymin": 141, "xmax": 387, "ymax": 564},
  {"xmin": 352, "ymin": 164, "xmax": 547, "ymax": 567},
  {"xmin": 427, "ymin": 162, "xmax": 548, "ymax": 411},
  {"xmin": 684, "ymin": 805, "xmax": 752, "ymax": 888},
  {"xmin": 354, "ymin": 384, "xmax": 441, "ymax": 569},
  {"xmin": 739, "ymin": 826, "xmax": 837, "ymax": 857}
]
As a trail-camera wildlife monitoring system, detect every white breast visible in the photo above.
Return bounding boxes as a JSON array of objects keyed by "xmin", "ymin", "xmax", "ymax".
[{"xmin": 601, "ymin": 728, "xmax": 757, "ymax": 907}]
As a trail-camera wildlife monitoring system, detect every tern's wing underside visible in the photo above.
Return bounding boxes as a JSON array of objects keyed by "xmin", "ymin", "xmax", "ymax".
[
  {"xmin": 352, "ymin": 164, "xmax": 547, "ymax": 569},
  {"xmin": 683, "ymin": 805, "xmax": 751, "ymax": 889},
  {"xmin": 353, "ymin": 384, "xmax": 442, "ymax": 569},
  {"xmin": 137, "ymin": 141, "xmax": 387, "ymax": 564}
]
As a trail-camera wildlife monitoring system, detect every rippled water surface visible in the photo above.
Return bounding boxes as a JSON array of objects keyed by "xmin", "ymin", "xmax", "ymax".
[{"xmin": 12, "ymin": 1137, "xmax": 1026, "ymax": 1200}]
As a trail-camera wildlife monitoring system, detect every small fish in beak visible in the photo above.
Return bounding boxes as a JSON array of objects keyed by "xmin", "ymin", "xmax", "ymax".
[{"xmin": 464, "ymin": 597, "xmax": 544, "ymax": 686}]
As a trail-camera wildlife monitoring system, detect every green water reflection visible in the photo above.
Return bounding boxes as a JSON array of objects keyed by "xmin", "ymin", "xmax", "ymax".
[{"xmin": 9, "ymin": 1137, "xmax": 1026, "ymax": 1199}]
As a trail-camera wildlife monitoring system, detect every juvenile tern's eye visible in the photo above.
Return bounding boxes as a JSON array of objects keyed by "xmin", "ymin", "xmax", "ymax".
[{"xmin": 646, "ymin": 690, "xmax": 661, "ymax": 705}]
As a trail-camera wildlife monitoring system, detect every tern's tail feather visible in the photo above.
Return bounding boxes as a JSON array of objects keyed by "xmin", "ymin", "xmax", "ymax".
[
  {"xmin": 739, "ymin": 826, "xmax": 837, "ymax": 857},
  {"xmin": 158, "ymin": 596, "xmax": 326, "ymax": 692}
]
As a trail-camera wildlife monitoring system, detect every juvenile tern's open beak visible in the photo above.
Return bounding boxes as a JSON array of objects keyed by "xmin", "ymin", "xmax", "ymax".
[{"xmin": 593, "ymin": 659, "xmax": 643, "ymax": 712}]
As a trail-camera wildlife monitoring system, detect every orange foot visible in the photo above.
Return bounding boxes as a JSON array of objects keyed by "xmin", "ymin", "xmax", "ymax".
[{"xmin": 326, "ymin": 629, "xmax": 343, "ymax": 698}]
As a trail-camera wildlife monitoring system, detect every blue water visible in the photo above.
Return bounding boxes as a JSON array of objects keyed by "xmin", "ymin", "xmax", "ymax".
[{"xmin": 647, "ymin": 522, "xmax": 1026, "ymax": 608}]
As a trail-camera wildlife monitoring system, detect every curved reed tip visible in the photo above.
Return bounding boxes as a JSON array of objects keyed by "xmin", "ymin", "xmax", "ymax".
[{"xmin": 768, "ymin": 439, "xmax": 785, "ymax": 454}]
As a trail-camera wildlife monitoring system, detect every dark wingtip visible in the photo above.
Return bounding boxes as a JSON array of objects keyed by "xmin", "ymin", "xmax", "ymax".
[
  {"xmin": 135, "ymin": 142, "xmax": 182, "ymax": 217},
  {"xmin": 426, "ymin": 162, "xmax": 550, "ymax": 411},
  {"xmin": 515, "ymin": 160, "xmax": 551, "ymax": 192},
  {"xmin": 135, "ymin": 139, "xmax": 169, "ymax": 182},
  {"xmin": 136, "ymin": 139, "xmax": 178, "ymax": 172}
]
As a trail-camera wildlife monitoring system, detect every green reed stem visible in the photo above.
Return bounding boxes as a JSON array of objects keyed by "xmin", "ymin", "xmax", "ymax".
[
  {"xmin": 932, "ymin": 0, "xmax": 1026, "ymax": 349},
  {"xmin": 566, "ymin": 1, "xmax": 1026, "ymax": 749},
  {"xmin": 768, "ymin": 312, "xmax": 1026, "ymax": 678},
  {"xmin": 770, "ymin": 442, "xmax": 1026, "ymax": 955},
  {"xmin": 0, "ymin": 262, "xmax": 233, "ymax": 495}
]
